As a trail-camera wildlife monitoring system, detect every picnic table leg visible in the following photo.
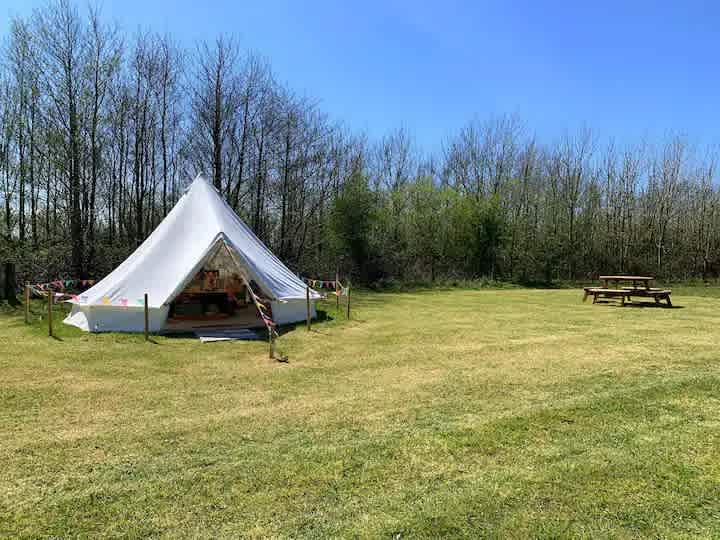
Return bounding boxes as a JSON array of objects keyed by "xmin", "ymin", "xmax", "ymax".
[
  {"xmin": 592, "ymin": 292, "xmax": 598, "ymax": 304},
  {"xmin": 621, "ymin": 295, "xmax": 625, "ymax": 306},
  {"xmin": 665, "ymin": 295, "xmax": 672, "ymax": 307}
]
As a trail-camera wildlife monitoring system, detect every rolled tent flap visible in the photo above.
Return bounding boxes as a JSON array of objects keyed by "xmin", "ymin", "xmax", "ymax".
[{"xmin": 64, "ymin": 174, "xmax": 319, "ymax": 333}]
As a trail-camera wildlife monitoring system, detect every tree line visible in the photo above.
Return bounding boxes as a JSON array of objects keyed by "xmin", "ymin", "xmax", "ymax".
[{"xmin": 1, "ymin": 0, "xmax": 718, "ymax": 290}]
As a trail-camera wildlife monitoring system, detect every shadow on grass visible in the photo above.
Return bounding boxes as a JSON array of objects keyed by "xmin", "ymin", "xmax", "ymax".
[
  {"xmin": 592, "ymin": 299, "xmax": 684, "ymax": 309},
  {"xmin": 160, "ymin": 309, "xmax": 342, "ymax": 340},
  {"xmin": 316, "ymin": 309, "xmax": 333, "ymax": 322},
  {"xmin": 276, "ymin": 308, "xmax": 350, "ymax": 335},
  {"xmin": 622, "ymin": 303, "xmax": 684, "ymax": 309}
]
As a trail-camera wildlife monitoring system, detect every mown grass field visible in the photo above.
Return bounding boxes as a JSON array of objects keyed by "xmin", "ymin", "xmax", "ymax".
[{"xmin": 2, "ymin": 287, "xmax": 720, "ymax": 538}]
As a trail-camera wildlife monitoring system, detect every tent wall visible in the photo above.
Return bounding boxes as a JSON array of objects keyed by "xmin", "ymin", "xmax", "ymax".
[
  {"xmin": 271, "ymin": 300, "xmax": 316, "ymax": 325},
  {"xmin": 65, "ymin": 300, "xmax": 315, "ymax": 332},
  {"xmin": 64, "ymin": 305, "xmax": 169, "ymax": 333}
]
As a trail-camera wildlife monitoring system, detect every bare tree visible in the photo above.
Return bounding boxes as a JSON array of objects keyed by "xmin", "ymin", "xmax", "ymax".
[
  {"xmin": 189, "ymin": 36, "xmax": 240, "ymax": 194},
  {"xmin": 34, "ymin": 0, "xmax": 86, "ymax": 275}
]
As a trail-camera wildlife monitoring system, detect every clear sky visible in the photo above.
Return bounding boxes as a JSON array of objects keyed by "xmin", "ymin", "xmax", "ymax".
[{"xmin": 2, "ymin": 0, "xmax": 718, "ymax": 153}]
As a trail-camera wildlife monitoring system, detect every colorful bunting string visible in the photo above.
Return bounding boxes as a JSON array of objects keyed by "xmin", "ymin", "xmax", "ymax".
[
  {"xmin": 301, "ymin": 276, "xmax": 346, "ymax": 296},
  {"xmin": 301, "ymin": 277, "xmax": 340, "ymax": 290},
  {"xmin": 29, "ymin": 285, "xmax": 149, "ymax": 308},
  {"xmin": 30, "ymin": 278, "xmax": 95, "ymax": 292},
  {"xmin": 247, "ymin": 284, "xmax": 277, "ymax": 330},
  {"xmin": 28, "ymin": 285, "xmax": 74, "ymax": 300}
]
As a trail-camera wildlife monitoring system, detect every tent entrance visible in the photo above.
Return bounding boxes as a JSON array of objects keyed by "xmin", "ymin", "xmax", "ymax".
[{"xmin": 163, "ymin": 241, "xmax": 267, "ymax": 333}]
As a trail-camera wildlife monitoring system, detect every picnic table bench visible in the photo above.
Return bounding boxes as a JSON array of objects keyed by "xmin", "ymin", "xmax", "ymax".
[{"xmin": 582, "ymin": 276, "xmax": 672, "ymax": 307}]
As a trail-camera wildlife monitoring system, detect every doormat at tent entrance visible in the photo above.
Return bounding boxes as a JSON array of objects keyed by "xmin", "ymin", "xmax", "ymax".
[{"xmin": 194, "ymin": 328, "xmax": 262, "ymax": 343}]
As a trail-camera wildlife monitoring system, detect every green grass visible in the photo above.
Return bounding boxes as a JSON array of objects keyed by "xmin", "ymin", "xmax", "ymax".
[{"xmin": 2, "ymin": 288, "xmax": 720, "ymax": 538}]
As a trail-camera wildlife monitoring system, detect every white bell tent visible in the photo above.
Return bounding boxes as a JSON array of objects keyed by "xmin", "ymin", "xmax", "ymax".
[{"xmin": 64, "ymin": 175, "xmax": 319, "ymax": 333}]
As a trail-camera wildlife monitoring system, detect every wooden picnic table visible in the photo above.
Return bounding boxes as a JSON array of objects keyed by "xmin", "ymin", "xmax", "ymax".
[{"xmin": 583, "ymin": 275, "xmax": 672, "ymax": 307}]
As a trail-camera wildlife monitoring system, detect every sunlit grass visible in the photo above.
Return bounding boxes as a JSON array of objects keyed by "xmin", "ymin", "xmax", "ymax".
[{"xmin": 2, "ymin": 288, "xmax": 720, "ymax": 538}]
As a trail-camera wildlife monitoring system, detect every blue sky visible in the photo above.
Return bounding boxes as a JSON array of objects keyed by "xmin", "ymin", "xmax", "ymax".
[{"xmin": 3, "ymin": 0, "xmax": 718, "ymax": 153}]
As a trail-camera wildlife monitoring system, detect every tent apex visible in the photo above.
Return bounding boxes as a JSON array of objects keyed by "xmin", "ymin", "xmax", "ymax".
[
  {"xmin": 183, "ymin": 174, "xmax": 216, "ymax": 192},
  {"xmin": 192, "ymin": 174, "xmax": 215, "ymax": 189}
]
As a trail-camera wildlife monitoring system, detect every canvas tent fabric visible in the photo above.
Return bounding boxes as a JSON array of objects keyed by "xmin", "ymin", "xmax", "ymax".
[{"xmin": 64, "ymin": 175, "xmax": 319, "ymax": 332}]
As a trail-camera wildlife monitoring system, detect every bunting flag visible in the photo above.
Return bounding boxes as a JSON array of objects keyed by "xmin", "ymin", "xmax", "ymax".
[
  {"xmin": 27, "ymin": 283, "xmax": 146, "ymax": 305},
  {"xmin": 29, "ymin": 290, "xmax": 144, "ymax": 306},
  {"xmin": 260, "ymin": 313, "xmax": 276, "ymax": 327},
  {"xmin": 301, "ymin": 277, "xmax": 339, "ymax": 290},
  {"xmin": 29, "ymin": 286, "xmax": 73, "ymax": 300},
  {"xmin": 245, "ymin": 280, "xmax": 277, "ymax": 330},
  {"xmin": 30, "ymin": 277, "xmax": 96, "ymax": 292}
]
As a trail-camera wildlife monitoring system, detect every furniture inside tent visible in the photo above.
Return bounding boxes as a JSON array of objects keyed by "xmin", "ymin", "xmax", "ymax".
[
  {"xmin": 64, "ymin": 175, "xmax": 319, "ymax": 333},
  {"xmin": 163, "ymin": 240, "xmax": 267, "ymax": 333}
]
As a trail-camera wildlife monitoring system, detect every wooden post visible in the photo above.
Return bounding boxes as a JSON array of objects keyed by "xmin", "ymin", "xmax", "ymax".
[
  {"xmin": 306, "ymin": 286, "xmax": 311, "ymax": 331},
  {"xmin": 346, "ymin": 282, "xmax": 351, "ymax": 320},
  {"xmin": 335, "ymin": 271, "xmax": 340, "ymax": 314},
  {"xmin": 24, "ymin": 283, "xmax": 30, "ymax": 324},
  {"xmin": 47, "ymin": 290, "xmax": 53, "ymax": 337},
  {"xmin": 144, "ymin": 293, "xmax": 149, "ymax": 341},
  {"xmin": 268, "ymin": 329, "xmax": 275, "ymax": 359}
]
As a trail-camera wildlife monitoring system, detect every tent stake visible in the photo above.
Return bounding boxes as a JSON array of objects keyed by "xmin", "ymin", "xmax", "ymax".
[
  {"xmin": 144, "ymin": 293, "xmax": 149, "ymax": 341},
  {"xmin": 269, "ymin": 329, "xmax": 275, "ymax": 359},
  {"xmin": 47, "ymin": 289, "xmax": 53, "ymax": 337},
  {"xmin": 25, "ymin": 283, "xmax": 30, "ymax": 324},
  {"xmin": 306, "ymin": 286, "xmax": 311, "ymax": 331}
]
